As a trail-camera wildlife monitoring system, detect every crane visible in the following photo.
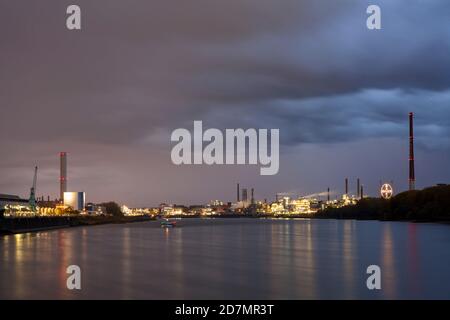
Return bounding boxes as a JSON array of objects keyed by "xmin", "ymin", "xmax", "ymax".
[{"xmin": 29, "ymin": 166, "xmax": 38, "ymax": 212}]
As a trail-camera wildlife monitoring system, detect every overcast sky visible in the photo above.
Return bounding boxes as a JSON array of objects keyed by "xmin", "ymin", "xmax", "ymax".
[{"xmin": 1, "ymin": 0, "xmax": 449, "ymax": 206}]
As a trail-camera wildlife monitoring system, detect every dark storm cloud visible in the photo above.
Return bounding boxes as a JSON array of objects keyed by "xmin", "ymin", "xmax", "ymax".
[
  {"xmin": 1, "ymin": 0, "xmax": 449, "ymax": 143},
  {"xmin": 1, "ymin": 0, "xmax": 449, "ymax": 204}
]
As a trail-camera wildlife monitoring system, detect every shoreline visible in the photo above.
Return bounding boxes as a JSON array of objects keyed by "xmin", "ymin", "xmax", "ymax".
[
  {"xmin": 1, "ymin": 214, "xmax": 449, "ymax": 236},
  {"xmin": 0, "ymin": 215, "xmax": 155, "ymax": 235}
]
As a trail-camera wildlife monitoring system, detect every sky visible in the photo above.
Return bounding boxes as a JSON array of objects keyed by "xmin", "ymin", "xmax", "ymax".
[{"xmin": 1, "ymin": 0, "xmax": 449, "ymax": 207}]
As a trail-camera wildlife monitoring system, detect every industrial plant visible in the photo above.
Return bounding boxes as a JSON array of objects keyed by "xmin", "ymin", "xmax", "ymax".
[
  {"xmin": 0, "ymin": 112, "xmax": 427, "ymax": 220},
  {"xmin": 0, "ymin": 152, "xmax": 105, "ymax": 218},
  {"xmin": 101, "ymin": 112, "xmax": 421, "ymax": 218}
]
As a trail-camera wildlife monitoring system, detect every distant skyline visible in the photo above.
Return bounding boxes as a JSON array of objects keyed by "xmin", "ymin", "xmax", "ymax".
[{"xmin": 1, "ymin": 1, "xmax": 450, "ymax": 206}]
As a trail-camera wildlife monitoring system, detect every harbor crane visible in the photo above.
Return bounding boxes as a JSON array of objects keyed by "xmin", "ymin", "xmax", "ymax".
[{"xmin": 29, "ymin": 166, "xmax": 38, "ymax": 212}]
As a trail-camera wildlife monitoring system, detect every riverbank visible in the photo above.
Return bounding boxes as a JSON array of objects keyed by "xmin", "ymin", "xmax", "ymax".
[
  {"xmin": 0, "ymin": 215, "xmax": 155, "ymax": 235},
  {"xmin": 316, "ymin": 185, "xmax": 450, "ymax": 222},
  {"xmin": 164, "ymin": 212, "xmax": 450, "ymax": 223},
  {"xmin": 2, "ymin": 185, "xmax": 449, "ymax": 235}
]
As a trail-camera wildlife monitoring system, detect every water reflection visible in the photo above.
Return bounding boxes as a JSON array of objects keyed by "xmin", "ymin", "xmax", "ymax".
[
  {"xmin": 302, "ymin": 220, "xmax": 317, "ymax": 299},
  {"xmin": 407, "ymin": 224, "xmax": 420, "ymax": 295},
  {"xmin": 381, "ymin": 223, "xmax": 396, "ymax": 299},
  {"xmin": 341, "ymin": 220, "xmax": 356, "ymax": 299},
  {"xmin": 121, "ymin": 227, "xmax": 132, "ymax": 299},
  {"xmin": 12, "ymin": 234, "xmax": 26, "ymax": 298},
  {"xmin": 0, "ymin": 219, "xmax": 449, "ymax": 299}
]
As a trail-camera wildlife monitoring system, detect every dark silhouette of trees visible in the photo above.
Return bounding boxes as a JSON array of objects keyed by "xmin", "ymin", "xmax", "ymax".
[
  {"xmin": 100, "ymin": 202, "xmax": 123, "ymax": 216},
  {"xmin": 318, "ymin": 185, "xmax": 450, "ymax": 221}
]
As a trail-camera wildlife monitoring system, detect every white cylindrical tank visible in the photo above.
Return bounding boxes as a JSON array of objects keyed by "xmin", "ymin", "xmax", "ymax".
[{"xmin": 63, "ymin": 192, "xmax": 85, "ymax": 211}]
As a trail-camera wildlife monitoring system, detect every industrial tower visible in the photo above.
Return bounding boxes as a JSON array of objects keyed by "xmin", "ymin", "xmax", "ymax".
[
  {"xmin": 60, "ymin": 152, "xmax": 67, "ymax": 202},
  {"xmin": 409, "ymin": 113, "xmax": 415, "ymax": 191},
  {"xmin": 29, "ymin": 166, "xmax": 38, "ymax": 211}
]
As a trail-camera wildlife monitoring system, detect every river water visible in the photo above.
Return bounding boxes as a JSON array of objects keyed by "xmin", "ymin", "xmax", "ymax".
[{"xmin": 0, "ymin": 218, "xmax": 449, "ymax": 299}]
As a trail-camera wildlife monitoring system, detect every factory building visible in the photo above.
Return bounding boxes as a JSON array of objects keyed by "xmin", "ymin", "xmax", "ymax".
[
  {"xmin": 0, "ymin": 194, "xmax": 32, "ymax": 217},
  {"xmin": 86, "ymin": 203, "xmax": 107, "ymax": 215},
  {"xmin": 63, "ymin": 192, "xmax": 85, "ymax": 211},
  {"xmin": 0, "ymin": 194, "xmax": 29, "ymax": 208},
  {"xmin": 0, "ymin": 194, "xmax": 29, "ymax": 216}
]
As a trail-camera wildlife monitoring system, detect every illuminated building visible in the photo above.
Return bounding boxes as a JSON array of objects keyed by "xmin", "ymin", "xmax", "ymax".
[
  {"xmin": 0, "ymin": 194, "xmax": 29, "ymax": 208},
  {"xmin": 84, "ymin": 203, "xmax": 106, "ymax": 215},
  {"xmin": 290, "ymin": 198, "xmax": 314, "ymax": 214},
  {"xmin": 63, "ymin": 192, "xmax": 85, "ymax": 211},
  {"xmin": 282, "ymin": 196, "xmax": 290, "ymax": 209},
  {"xmin": 159, "ymin": 204, "xmax": 191, "ymax": 216},
  {"xmin": 341, "ymin": 194, "xmax": 357, "ymax": 207},
  {"xmin": 171, "ymin": 206, "xmax": 186, "ymax": 215},
  {"xmin": 200, "ymin": 207, "xmax": 213, "ymax": 216},
  {"xmin": 210, "ymin": 200, "xmax": 224, "ymax": 206},
  {"xmin": 121, "ymin": 205, "xmax": 132, "ymax": 215},
  {"xmin": 123, "ymin": 207, "xmax": 158, "ymax": 216},
  {"xmin": 270, "ymin": 202, "xmax": 286, "ymax": 214},
  {"xmin": 0, "ymin": 194, "xmax": 35, "ymax": 217}
]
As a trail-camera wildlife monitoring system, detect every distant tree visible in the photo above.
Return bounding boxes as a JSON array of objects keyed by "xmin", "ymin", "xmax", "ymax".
[
  {"xmin": 100, "ymin": 202, "xmax": 123, "ymax": 216},
  {"xmin": 318, "ymin": 185, "xmax": 450, "ymax": 221}
]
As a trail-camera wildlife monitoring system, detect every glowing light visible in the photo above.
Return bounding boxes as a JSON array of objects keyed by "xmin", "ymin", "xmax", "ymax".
[{"xmin": 381, "ymin": 183, "xmax": 394, "ymax": 199}]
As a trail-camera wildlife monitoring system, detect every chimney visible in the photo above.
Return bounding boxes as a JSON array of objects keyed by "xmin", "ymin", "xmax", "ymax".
[
  {"xmin": 345, "ymin": 178, "xmax": 348, "ymax": 195},
  {"xmin": 251, "ymin": 188, "xmax": 255, "ymax": 205},
  {"xmin": 327, "ymin": 188, "xmax": 330, "ymax": 202},
  {"xmin": 242, "ymin": 188, "xmax": 248, "ymax": 203},
  {"xmin": 60, "ymin": 152, "xmax": 67, "ymax": 202},
  {"xmin": 409, "ymin": 112, "xmax": 415, "ymax": 190},
  {"xmin": 360, "ymin": 185, "xmax": 364, "ymax": 199},
  {"xmin": 357, "ymin": 178, "xmax": 360, "ymax": 199},
  {"xmin": 237, "ymin": 183, "xmax": 240, "ymax": 202}
]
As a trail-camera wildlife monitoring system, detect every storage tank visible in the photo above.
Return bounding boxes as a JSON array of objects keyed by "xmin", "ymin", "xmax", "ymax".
[{"xmin": 63, "ymin": 192, "xmax": 85, "ymax": 211}]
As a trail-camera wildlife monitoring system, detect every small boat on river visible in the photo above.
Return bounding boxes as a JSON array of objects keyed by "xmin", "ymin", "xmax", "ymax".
[{"xmin": 160, "ymin": 219, "xmax": 177, "ymax": 228}]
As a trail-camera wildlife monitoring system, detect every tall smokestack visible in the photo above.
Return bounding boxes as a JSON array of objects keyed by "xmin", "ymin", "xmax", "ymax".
[
  {"xmin": 237, "ymin": 183, "xmax": 240, "ymax": 202},
  {"xmin": 345, "ymin": 178, "xmax": 348, "ymax": 195},
  {"xmin": 357, "ymin": 178, "xmax": 360, "ymax": 199},
  {"xmin": 251, "ymin": 188, "xmax": 255, "ymax": 205},
  {"xmin": 409, "ymin": 112, "xmax": 415, "ymax": 191},
  {"xmin": 360, "ymin": 185, "xmax": 364, "ymax": 199},
  {"xmin": 327, "ymin": 188, "xmax": 330, "ymax": 202},
  {"xmin": 60, "ymin": 152, "xmax": 67, "ymax": 202},
  {"xmin": 242, "ymin": 189, "xmax": 248, "ymax": 203}
]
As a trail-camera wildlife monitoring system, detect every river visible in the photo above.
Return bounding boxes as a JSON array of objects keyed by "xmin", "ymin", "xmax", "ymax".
[{"xmin": 1, "ymin": 218, "xmax": 449, "ymax": 299}]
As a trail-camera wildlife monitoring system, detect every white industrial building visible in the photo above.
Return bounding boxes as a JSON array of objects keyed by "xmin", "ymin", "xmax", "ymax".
[{"xmin": 63, "ymin": 192, "xmax": 86, "ymax": 211}]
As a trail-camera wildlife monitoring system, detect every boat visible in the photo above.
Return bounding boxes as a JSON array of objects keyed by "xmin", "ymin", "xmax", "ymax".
[{"xmin": 160, "ymin": 219, "xmax": 177, "ymax": 228}]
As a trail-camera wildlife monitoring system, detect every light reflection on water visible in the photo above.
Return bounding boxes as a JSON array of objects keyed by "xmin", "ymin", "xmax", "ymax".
[
  {"xmin": 0, "ymin": 218, "xmax": 450, "ymax": 299},
  {"xmin": 381, "ymin": 223, "xmax": 396, "ymax": 299}
]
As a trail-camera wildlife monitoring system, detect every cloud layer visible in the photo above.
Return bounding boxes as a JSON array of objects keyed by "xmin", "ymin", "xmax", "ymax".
[{"xmin": 1, "ymin": 0, "xmax": 449, "ymax": 205}]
